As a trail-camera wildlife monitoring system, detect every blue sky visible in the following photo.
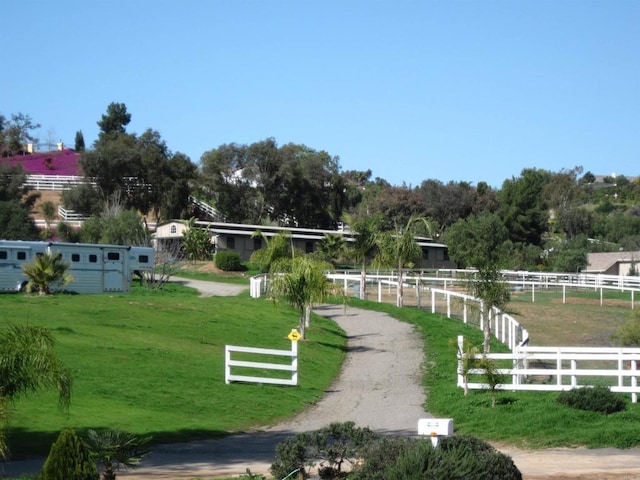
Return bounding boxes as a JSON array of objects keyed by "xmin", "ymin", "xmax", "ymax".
[{"xmin": 2, "ymin": 0, "xmax": 638, "ymax": 188}]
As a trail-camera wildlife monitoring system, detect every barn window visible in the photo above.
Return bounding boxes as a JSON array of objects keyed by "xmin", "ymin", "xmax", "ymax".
[
  {"xmin": 71, "ymin": 253, "xmax": 80, "ymax": 262},
  {"xmin": 171, "ymin": 225, "xmax": 177, "ymax": 234},
  {"xmin": 0, "ymin": 251, "xmax": 7, "ymax": 260},
  {"xmin": 107, "ymin": 252, "xmax": 120, "ymax": 261},
  {"xmin": 89, "ymin": 254, "xmax": 98, "ymax": 263},
  {"xmin": 305, "ymin": 241, "xmax": 313, "ymax": 253},
  {"xmin": 253, "ymin": 237, "xmax": 262, "ymax": 250},
  {"xmin": 138, "ymin": 255, "xmax": 149, "ymax": 263},
  {"xmin": 17, "ymin": 252, "xmax": 26, "ymax": 260}
]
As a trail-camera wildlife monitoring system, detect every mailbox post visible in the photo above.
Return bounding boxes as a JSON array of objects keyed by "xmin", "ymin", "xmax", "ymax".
[{"xmin": 418, "ymin": 418, "xmax": 453, "ymax": 447}]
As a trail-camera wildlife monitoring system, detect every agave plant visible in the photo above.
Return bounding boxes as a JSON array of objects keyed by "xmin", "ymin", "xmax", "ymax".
[{"xmin": 83, "ymin": 429, "xmax": 152, "ymax": 480}]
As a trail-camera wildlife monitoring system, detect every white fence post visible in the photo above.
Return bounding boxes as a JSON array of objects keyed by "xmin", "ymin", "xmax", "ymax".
[
  {"xmin": 225, "ymin": 341, "xmax": 298, "ymax": 386},
  {"xmin": 459, "ymin": 338, "xmax": 640, "ymax": 403}
]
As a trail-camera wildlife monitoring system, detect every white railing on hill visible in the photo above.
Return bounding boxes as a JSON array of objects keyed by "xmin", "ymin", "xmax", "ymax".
[
  {"xmin": 457, "ymin": 336, "xmax": 640, "ymax": 403},
  {"xmin": 24, "ymin": 174, "xmax": 89, "ymax": 190},
  {"xmin": 189, "ymin": 196, "xmax": 226, "ymax": 222},
  {"xmin": 57, "ymin": 205, "xmax": 89, "ymax": 223},
  {"xmin": 225, "ymin": 342, "xmax": 298, "ymax": 386},
  {"xmin": 431, "ymin": 289, "xmax": 529, "ymax": 350}
]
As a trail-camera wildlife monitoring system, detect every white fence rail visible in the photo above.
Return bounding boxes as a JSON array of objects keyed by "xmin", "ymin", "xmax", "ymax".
[
  {"xmin": 431, "ymin": 289, "xmax": 529, "ymax": 350},
  {"xmin": 24, "ymin": 174, "xmax": 90, "ymax": 190},
  {"xmin": 225, "ymin": 342, "xmax": 298, "ymax": 386},
  {"xmin": 457, "ymin": 336, "xmax": 640, "ymax": 403}
]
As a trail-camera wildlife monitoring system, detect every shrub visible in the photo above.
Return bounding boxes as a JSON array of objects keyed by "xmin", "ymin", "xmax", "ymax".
[
  {"xmin": 39, "ymin": 428, "xmax": 99, "ymax": 480},
  {"xmin": 215, "ymin": 250, "xmax": 243, "ymax": 271},
  {"xmin": 270, "ymin": 432, "xmax": 311, "ymax": 479},
  {"xmin": 353, "ymin": 435, "xmax": 521, "ymax": 480},
  {"xmin": 270, "ymin": 422, "xmax": 379, "ymax": 480},
  {"xmin": 557, "ymin": 386, "xmax": 626, "ymax": 414},
  {"xmin": 612, "ymin": 310, "xmax": 640, "ymax": 346}
]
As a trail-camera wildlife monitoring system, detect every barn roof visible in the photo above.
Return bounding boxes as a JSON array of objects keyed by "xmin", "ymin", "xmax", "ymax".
[{"xmin": 585, "ymin": 251, "xmax": 640, "ymax": 273}]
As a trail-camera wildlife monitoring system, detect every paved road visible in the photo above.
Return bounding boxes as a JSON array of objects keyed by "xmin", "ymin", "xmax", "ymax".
[{"xmin": 2, "ymin": 278, "xmax": 640, "ymax": 479}]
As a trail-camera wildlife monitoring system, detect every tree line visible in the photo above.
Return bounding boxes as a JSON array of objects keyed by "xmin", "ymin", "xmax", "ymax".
[{"xmin": 2, "ymin": 103, "xmax": 640, "ymax": 272}]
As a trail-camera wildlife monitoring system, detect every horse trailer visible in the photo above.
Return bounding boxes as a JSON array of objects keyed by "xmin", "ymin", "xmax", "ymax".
[{"xmin": 0, "ymin": 241, "xmax": 154, "ymax": 294}]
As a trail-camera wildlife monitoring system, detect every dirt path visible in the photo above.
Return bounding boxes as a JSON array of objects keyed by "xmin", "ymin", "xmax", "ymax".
[{"xmin": 3, "ymin": 278, "xmax": 640, "ymax": 479}]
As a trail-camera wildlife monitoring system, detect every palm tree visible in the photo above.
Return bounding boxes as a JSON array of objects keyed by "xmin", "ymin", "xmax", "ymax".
[
  {"xmin": 269, "ymin": 255, "xmax": 340, "ymax": 339},
  {"xmin": 250, "ymin": 230, "xmax": 297, "ymax": 272},
  {"xmin": 317, "ymin": 233, "xmax": 347, "ymax": 267},
  {"xmin": 83, "ymin": 429, "xmax": 152, "ymax": 480},
  {"xmin": 374, "ymin": 216, "xmax": 431, "ymax": 308},
  {"xmin": 349, "ymin": 217, "xmax": 379, "ymax": 300},
  {"xmin": 471, "ymin": 265, "xmax": 511, "ymax": 353},
  {"xmin": 22, "ymin": 251, "xmax": 74, "ymax": 295},
  {"xmin": 0, "ymin": 325, "xmax": 72, "ymax": 459}
]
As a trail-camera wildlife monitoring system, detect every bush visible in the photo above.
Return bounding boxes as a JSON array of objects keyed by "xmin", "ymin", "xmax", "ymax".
[
  {"xmin": 353, "ymin": 435, "xmax": 521, "ymax": 480},
  {"xmin": 39, "ymin": 428, "xmax": 99, "ymax": 480},
  {"xmin": 270, "ymin": 422, "xmax": 379, "ymax": 480},
  {"xmin": 215, "ymin": 250, "xmax": 243, "ymax": 271},
  {"xmin": 557, "ymin": 386, "xmax": 626, "ymax": 414},
  {"xmin": 270, "ymin": 432, "xmax": 311, "ymax": 479},
  {"xmin": 612, "ymin": 310, "xmax": 640, "ymax": 346}
]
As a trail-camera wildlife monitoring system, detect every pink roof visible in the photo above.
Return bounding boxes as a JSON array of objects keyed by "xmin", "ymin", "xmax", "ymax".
[{"xmin": 0, "ymin": 149, "xmax": 83, "ymax": 176}]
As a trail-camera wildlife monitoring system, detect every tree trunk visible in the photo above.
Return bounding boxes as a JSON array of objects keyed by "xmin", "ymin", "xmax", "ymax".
[
  {"xmin": 397, "ymin": 263, "xmax": 404, "ymax": 308},
  {"xmin": 483, "ymin": 306, "xmax": 491, "ymax": 353},
  {"xmin": 299, "ymin": 313, "xmax": 306, "ymax": 340}
]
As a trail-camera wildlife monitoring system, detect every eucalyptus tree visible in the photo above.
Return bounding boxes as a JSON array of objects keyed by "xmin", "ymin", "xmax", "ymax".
[
  {"xmin": 0, "ymin": 112, "xmax": 40, "ymax": 156},
  {"xmin": 498, "ymin": 168, "xmax": 551, "ymax": 248},
  {"xmin": 200, "ymin": 138, "xmax": 346, "ymax": 228},
  {"xmin": 374, "ymin": 216, "xmax": 431, "ymax": 308},
  {"xmin": 0, "ymin": 163, "xmax": 40, "ymax": 240},
  {"xmin": 0, "ymin": 325, "xmax": 72, "ymax": 459},
  {"xmin": 444, "ymin": 213, "xmax": 511, "ymax": 351},
  {"xmin": 77, "ymin": 103, "xmax": 196, "ymax": 222}
]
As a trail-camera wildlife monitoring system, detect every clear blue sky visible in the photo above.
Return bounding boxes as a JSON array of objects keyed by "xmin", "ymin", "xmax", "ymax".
[{"xmin": 2, "ymin": 0, "xmax": 638, "ymax": 188}]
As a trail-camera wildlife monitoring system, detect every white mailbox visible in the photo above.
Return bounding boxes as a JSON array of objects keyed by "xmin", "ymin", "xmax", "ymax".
[{"xmin": 418, "ymin": 418, "xmax": 453, "ymax": 447}]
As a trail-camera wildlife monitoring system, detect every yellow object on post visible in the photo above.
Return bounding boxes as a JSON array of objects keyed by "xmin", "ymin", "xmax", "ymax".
[{"xmin": 288, "ymin": 329, "xmax": 301, "ymax": 342}]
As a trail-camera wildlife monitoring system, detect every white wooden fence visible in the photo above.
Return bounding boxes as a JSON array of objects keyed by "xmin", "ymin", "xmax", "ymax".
[
  {"xmin": 457, "ymin": 336, "xmax": 640, "ymax": 403},
  {"xmin": 431, "ymin": 289, "xmax": 529, "ymax": 350},
  {"xmin": 24, "ymin": 174, "xmax": 90, "ymax": 190},
  {"xmin": 225, "ymin": 341, "xmax": 298, "ymax": 386}
]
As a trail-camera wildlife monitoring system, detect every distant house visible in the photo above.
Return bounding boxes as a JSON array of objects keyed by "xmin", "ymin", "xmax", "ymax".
[
  {"xmin": 584, "ymin": 251, "xmax": 640, "ymax": 276},
  {"xmin": 153, "ymin": 220, "xmax": 455, "ymax": 269}
]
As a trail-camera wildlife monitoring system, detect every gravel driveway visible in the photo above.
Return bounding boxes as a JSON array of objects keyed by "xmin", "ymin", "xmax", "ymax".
[{"xmin": 3, "ymin": 278, "xmax": 640, "ymax": 479}]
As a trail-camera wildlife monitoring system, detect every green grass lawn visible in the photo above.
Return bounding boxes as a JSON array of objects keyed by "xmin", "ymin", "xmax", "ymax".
[
  {"xmin": 4, "ymin": 279, "xmax": 640, "ymax": 464},
  {"xmin": 346, "ymin": 298, "xmax": 640, "ymax": 449},
  {"xmin": 3, "ymin": 282, "xmax": 345, "ymax": 457}
]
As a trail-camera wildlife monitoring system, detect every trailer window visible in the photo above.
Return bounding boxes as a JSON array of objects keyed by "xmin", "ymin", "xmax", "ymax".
[
  {"xmin": 17, "ymin": 252, "xmax": 26, "ymax": 260},
  {"xmin": 138, "ymin": 255, "xmax": 149, "ymax": 263},
  {"xmin": 0, "ymin": 251, "xmax": 6, "ymax": 260},
  {"xmin": 107, "ymin": 252, "xmax": 120, "ymax": 261},
  {"xmin": 89, "ymin": 254, "xmax": 98, "ymax": 263},
  {"xmin": 71, "ymin": 253, "xmax": 80, "ymax": 262}
]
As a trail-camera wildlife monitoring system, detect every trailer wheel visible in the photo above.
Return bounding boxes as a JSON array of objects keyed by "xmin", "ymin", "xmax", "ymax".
[{"xmin": 16, "ymin": 281, "xmax": 29, "ymax": 293}]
